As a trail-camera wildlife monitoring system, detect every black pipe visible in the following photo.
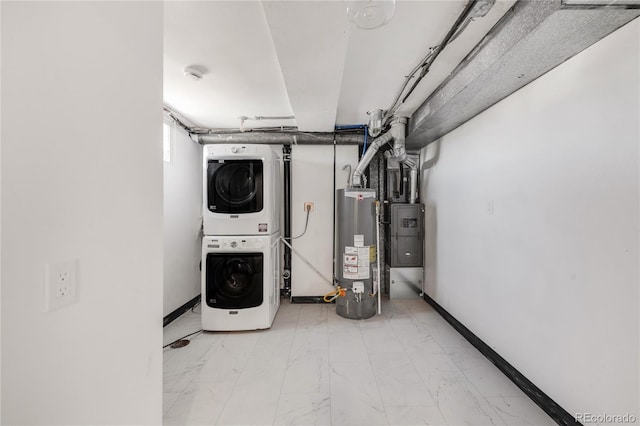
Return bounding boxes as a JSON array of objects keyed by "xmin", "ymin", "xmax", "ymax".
[{"xmin": 282, "ymin": 145, "xmax": 292, "ymax": 297}]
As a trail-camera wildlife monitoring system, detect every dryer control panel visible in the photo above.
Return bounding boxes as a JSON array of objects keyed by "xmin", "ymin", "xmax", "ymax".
[
  {"xmin": 205, "ymin": 144, "xmax": 261, "ymax": 157},
  {"xmin": 206, "ymin": 237, "xmax": 265, "ymax": 250}
]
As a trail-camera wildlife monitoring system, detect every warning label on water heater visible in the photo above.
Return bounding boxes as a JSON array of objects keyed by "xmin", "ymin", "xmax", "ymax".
[
  {"xmin": 344, "ymin": 254, "xmax": 358, "ymax": 265},
  {"xmin": 343, "ymin": 246, "xmax": 371, "ymax": 279}
]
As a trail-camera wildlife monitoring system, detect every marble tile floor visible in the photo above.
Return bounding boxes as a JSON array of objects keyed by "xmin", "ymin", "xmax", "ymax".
[{"xmin": 163, "ymin": 298, "xmax": 555, "ymax": 425}]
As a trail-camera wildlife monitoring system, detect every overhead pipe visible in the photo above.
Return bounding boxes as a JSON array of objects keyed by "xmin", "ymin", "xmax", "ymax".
[
  {"xmin": 335, "ymin": 124, "xmax": 370, "ymax": 155},
  {"xmin": 334, "ymin": 125, "xmax": 366, "ymax": 130},
  {"xmin": 383, "ymin": 0, "xmax": 482, "ymax": 124},
  {"xmin": 238, "ymin": 115, "xmax": 296, "ymax": 131},
  {"xmin": 166, "ymin": 104, "xmax": 365, "ymax": 146},
  {"xmin": 197, "ymin": 132, "xmax": 362, "ymax": 145},
  {"xmin": 238, "ymin": 115, "xmax": 296, "ymax": 123}
]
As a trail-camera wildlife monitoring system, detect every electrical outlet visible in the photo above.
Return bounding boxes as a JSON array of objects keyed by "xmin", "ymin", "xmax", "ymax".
[
  {"xmin": 304, "ymin": 202, "xmax": 314, "ymax": 212},
  {"xmin": 45, "ymin": 259, "xmax": 78, "ymax": 311}
]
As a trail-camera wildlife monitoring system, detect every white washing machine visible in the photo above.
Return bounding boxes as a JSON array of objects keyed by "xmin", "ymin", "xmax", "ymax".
[
  {"xmin": 203, "ymin": 144, "xmax": 280, "ymax": 236},
  {"xmin": 201, "ymin": 233, "xmax": 280, "ymax": 331}
]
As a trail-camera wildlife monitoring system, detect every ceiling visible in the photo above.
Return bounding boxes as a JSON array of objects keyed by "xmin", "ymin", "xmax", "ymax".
[{"xmin": 163, "ymin": 0, "xmax": 516, "ymax": 132}]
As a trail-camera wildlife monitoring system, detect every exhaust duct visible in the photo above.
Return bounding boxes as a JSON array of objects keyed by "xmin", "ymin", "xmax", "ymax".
[
  {"xmin": 389, "ymin": 117, "xmax": 418, "ymax": 204},
  {"xmin": 351, "ymin": 116, "xmax": 418, "ymax": 203},
  {"xmin": 351, "ymin": 132, "xmax": 393, "ymax": 188}
]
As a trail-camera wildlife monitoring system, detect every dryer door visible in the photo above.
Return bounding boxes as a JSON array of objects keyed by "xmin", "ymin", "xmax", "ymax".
[
  {"xmin": 205, "ymin": 253, "xmax": 264, "ymax": 309},
  {"xmin": 207, "ymin": 160, "xmax": 264, "ymax": 214}
]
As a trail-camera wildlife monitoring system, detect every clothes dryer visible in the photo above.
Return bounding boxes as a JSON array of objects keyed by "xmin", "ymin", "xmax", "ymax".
[{"xmin": 203, "ymin": 144, "xmax": 280, "ymax": 235}]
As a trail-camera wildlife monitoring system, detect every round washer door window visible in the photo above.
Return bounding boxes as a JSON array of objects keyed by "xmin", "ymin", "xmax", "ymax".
[
  {"xmin": 214, "ymin": 164, "xmax": 256, "ymax": 206},
  {"xmin": 205, "ymin": 253, "xmax": 264, "ymax": 310},
  {"xmin": 219, "ymin": 258, "xmax": 255, "ymax": 299}
]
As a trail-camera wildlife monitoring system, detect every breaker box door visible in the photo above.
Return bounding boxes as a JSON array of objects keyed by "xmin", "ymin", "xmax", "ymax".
[
  {"xmin": 391, "ymin": 204, "xmax": 424, "ymax": 237},
  {"xmin": 392, "ymin": 236, "xmax": 424, "ymax": 267}
]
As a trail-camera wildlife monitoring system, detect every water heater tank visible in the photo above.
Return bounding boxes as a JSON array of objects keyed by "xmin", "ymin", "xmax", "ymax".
[{"xmin": 334, "ymin": 188, "xmax": 378, "ymax": 319}]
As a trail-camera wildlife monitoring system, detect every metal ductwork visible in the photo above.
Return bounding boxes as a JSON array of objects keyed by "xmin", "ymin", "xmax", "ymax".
[
  {"xmin": 351, "ymin": 132, "xmax": 393, "ymax": 188},
  {"xmin": 352, "ymin": 117, "xmax": 418, "ymax": 204},
  {"xmin": 388, "ymin": 117, "xmax": 418, "ymax": 204},
  {"xmin": 406, "ymin": 0, "xmax": 640, "ymax": 149},
  {"xmin": 197, "ymin": 132, "xmax": 363, "ymax": 145}
]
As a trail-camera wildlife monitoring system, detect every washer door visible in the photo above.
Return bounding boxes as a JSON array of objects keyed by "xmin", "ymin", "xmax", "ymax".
[
  {"xmin": 205, "ymin": 253, "xmax": 263, "ymax": 309},
  {"xmin": 207, "ymin": 160, "xmax": 263, "ymax": 214}
]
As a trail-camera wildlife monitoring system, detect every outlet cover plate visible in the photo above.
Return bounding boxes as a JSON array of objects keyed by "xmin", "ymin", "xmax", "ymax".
[{"xmin": 45, "ymin": 259, "xmax": 78, "ymax": 311}]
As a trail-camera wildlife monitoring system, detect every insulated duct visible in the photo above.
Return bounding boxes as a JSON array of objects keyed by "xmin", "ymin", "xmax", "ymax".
[
  {"xmin": 197, "ymin": 132, "xmax": 362, "ymax": 145},
  {"xmin": 406, "ymin": 0, "xmax": 640, "ymax": 149}
]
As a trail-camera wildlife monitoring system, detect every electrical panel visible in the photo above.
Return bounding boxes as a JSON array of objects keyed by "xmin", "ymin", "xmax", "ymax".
[{"xmin": 385, "ymin": 203, "xmax": 424, "ymax": 268}]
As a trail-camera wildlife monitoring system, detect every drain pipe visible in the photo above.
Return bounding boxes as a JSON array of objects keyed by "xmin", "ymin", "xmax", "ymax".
[{"xmin": 282, "ymin": 145, "xmax": 292, "ymax": 297}]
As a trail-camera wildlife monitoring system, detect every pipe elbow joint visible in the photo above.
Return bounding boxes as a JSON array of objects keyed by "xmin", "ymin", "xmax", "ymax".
[{"xmin": 351, "ymin": 172, "xmax": 363, "ymax": 187}]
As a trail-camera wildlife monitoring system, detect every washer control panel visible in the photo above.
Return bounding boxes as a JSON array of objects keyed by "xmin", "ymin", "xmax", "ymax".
[{"xmin": 206, "ymin": 237, "xmax": 264, "ymax": 250}]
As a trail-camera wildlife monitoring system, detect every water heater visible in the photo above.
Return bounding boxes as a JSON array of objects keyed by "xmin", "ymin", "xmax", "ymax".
[{"xmin": 334, "ymin": 188, "xmax": 378, "ymax": 319}]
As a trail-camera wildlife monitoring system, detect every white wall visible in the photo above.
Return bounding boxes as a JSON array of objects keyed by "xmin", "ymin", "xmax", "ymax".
[
  {"xmin": 163, "ymin": 122, "xmax": 202, "ymax": 316},
  {"xmin": 420, "ymin": 19, "xmax": 639, "ymax": 420},
  {"xmin": 290, "ymin": 145, "xmax": 358, "ymax": 297},
  {"xmin": 1, "ymin": 3, "xmax": 163, "ymax": 425}
]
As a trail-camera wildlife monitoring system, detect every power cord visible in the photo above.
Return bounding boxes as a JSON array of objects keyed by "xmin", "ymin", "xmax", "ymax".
[{"xmin": 288, "ymin": 205, "xmax": 311, "ymax": 240}]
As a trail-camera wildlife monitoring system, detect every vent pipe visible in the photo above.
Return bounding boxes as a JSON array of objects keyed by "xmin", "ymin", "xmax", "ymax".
[
  {"xmin": 389, "ymin": 117, "xmax": 417, "ymax": 204},
  {"xmin": 351, "ymin": 132, "xmax": 393, "ymax": 188},
  {"xmin": 351, "ymin": 117, "xmax": 417, "ymax": 203}
]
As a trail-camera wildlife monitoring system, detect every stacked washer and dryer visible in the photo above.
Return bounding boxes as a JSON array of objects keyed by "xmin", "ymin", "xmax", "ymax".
[{"xmin": 201, "ymin": 144, "xmax": 281, "ymax": 331}]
